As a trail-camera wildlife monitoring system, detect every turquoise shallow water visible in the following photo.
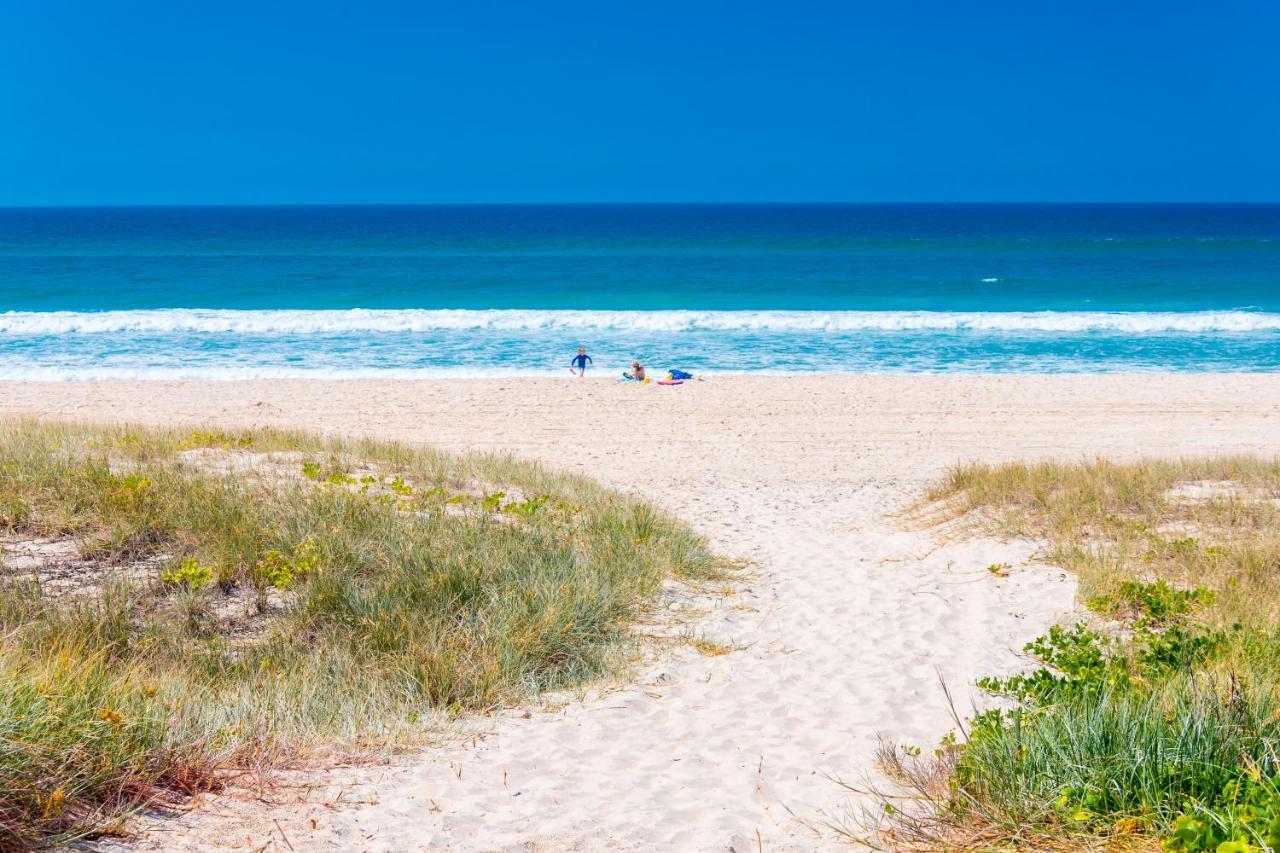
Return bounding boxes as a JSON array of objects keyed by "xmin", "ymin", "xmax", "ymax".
[{"xmin": 1, "ymin": 204, "xmax": 1277, "ymax": 377}]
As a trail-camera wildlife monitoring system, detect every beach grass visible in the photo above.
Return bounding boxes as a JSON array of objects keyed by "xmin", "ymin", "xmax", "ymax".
[
  {"xmin": 873, "ymin": 457, "xmax": 1280, "ymax": 851},
  {"xmin": 0, "ymin": 420, "xmax": 718, "ymax": 849}
]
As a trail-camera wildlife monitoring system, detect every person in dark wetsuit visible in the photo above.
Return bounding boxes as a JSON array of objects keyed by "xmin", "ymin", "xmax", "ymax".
[{"xmin": 570, "ymin": 347, "xmax": 593, "ymax": 377}]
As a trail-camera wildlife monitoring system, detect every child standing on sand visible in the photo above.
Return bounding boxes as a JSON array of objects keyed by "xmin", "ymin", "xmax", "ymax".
[{"xmin": 569, "ymin": 347, "xmax": 593, "ymax": 377}]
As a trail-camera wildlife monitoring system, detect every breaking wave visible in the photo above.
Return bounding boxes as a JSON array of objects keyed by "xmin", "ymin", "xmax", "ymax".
[{"xmin": 3, "ymin": 308, "xmax": 1280, "ymax": 335}]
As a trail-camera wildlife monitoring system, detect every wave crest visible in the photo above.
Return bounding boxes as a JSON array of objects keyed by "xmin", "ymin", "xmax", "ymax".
[{"xmin": 1, "ymin": 308, "xmax": 1279, "ymax": 335}]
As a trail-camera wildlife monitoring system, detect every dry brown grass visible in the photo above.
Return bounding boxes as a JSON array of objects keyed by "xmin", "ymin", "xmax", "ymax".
[{"xmin": 924, "ymin": 456, "xmax": 1280, "ymax": 635}]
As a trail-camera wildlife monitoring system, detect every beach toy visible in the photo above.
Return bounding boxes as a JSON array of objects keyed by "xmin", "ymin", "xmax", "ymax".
[{"xmin": 657, "ymin": 379, "xmax": 684, "ymax": 385}]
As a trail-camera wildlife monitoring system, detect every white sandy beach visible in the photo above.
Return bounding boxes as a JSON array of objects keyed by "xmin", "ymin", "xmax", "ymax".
[{"xmin": 3, "ymin": 374, "xmax": 1278, "ymax": 851}]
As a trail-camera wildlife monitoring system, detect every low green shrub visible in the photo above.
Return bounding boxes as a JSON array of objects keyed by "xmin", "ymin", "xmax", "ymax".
[
  {"xmin": 254, "ymin": 537, "xmax": 320, "ymax": 589},
  {"xmin": 878, "ymin": 458, "xmax": 1280, "ymax": 850},
  {"xmin": 159, "ymin": 558, "xmax": 214, "ymax": 590},
  {"xmin": 1088, "ymin": 579, "xmax": 1215, "ymax": 627},
  {"xmin": 1167, "ymin": 775, "xmax": 1280, "ymax": 852}
]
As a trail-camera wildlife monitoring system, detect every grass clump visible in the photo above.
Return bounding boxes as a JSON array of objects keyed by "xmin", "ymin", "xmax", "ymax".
[
  {"xmin": 875, "ymin": 457, "xmax": 1280, "ymax": 851},
  {"xmin": 0, "ymin": 420, "xmax": 718, "ymax": 848}
]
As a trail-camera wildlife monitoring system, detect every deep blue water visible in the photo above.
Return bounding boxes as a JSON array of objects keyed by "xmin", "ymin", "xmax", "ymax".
[{"xmin": 0, "ymin": 204, "xmax": 1277, "ymax": 377}]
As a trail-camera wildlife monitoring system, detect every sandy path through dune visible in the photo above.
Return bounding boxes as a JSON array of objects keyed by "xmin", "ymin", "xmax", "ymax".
[
  {"xmin": 1, "ymin": 375, "xmax": 1276, "ymax": 851},
  {"xmin": 309, "ymin": 485, "xmax": 1069, "ymax": 852}
]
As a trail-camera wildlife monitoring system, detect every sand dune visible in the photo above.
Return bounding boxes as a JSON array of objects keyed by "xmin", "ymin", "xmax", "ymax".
[{"xmin": 4, "ymin": 375, "xmax": 1277, "ymax": 851}]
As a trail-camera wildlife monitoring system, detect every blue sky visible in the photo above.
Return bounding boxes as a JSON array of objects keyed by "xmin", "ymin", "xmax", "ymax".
[{"xmin": 4, "ymin": 0, "xmax": 1277, "ymax": 204}]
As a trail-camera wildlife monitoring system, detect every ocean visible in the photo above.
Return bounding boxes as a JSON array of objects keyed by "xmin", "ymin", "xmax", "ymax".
[{"xmin": 1, "ymin": 204, "xmax": 1277, "ymax": 379}]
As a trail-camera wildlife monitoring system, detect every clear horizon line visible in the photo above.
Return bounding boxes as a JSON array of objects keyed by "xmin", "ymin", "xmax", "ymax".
[{"xmin": 4, "ymin": 199, "xmax": 1280, "ymax": 210}]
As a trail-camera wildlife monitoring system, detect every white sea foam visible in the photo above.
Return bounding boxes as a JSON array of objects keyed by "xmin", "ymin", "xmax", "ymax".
[
  {"xmin": 1, "ymin": 308, "xmax": 1279, "ymax": 335},
  {"xmin": 0, "ymin": 365, "xmax": 554, "ymax": 382},
  {"xmin": 0, "ymin": 363, "xmax": 1202, "ymax": 382}
]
